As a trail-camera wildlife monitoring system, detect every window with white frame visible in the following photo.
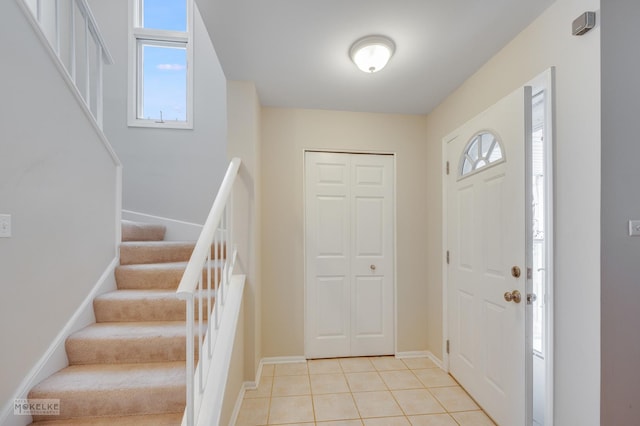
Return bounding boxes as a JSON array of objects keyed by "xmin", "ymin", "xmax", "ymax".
[
  {"xmin": 129, "ymin": 0, "xmax": 193, "ymax": 128},
  {"xmin": 459, "ymin": 131, "xmax": 504, "ymax": 178}
]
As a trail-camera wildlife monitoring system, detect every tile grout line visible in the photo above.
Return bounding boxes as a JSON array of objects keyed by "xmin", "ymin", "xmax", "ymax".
[{"xmin": 248, "ymin": 357, "xmax": 492, "ymax": 426}]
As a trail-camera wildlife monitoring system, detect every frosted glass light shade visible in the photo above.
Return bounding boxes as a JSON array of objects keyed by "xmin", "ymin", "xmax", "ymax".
[{"xmin": 350, "ymin": 36, "xmax": 395, "ymax": 73}]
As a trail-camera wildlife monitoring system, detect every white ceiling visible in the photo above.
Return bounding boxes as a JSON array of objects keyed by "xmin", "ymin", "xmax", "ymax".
[{"xmin": 203, "ymin": 0, "xmax": 555, "ymax": 115}]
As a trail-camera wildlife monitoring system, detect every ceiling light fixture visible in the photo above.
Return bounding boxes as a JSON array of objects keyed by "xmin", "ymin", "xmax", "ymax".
[{"xmin": 349, "ymin": 35, "xmax": 396, "ymax": 73}]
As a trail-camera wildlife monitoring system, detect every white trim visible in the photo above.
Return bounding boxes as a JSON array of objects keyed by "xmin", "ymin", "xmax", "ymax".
[
  {"xmin": 395, "ymin": 351, "xmax": 445, "ymax": 370},
  {"xmin": 122, "ymin": 209, "xmax": 203, "ymax": 241},
  {"xmin": 0, "ymin": 257, "xmax": 119, "ymax": 426},
  {"xmin": 527, "ymin": 67, "xmax": 556, "ymax": 426},
  {"xmin": 425, "ymin": 351, "xmax": 444, "ymax": 370},
  {"xmin": 261, "ymin": 356, "xmax": 308, "ymax": 365},
  {"xmin": 395, "ymin": 350, "xmax": 429, "ymax": 359},
  {"xmin": 228, "ymin": 382, "xmax": 248, "ymax": 426},
  {"xmin": 115, "ymin": 166, "xmax": 123, "ymax": 250},
  {"xmin": 441, "ymin": 133, "xmax": 456, "ymax": 372}
]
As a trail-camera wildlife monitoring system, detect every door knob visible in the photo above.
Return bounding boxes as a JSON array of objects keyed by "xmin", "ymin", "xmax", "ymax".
[
  {"xmin": 511, "ymin": 266, "xmax": 521, "ymax": 278},
  {"xmin": 504, "ymin": 290, "xmax": 522, "ymax": 303},
  {"xmin": 370, "ymin": 264, "xmax": 376, "ymax": 271}
]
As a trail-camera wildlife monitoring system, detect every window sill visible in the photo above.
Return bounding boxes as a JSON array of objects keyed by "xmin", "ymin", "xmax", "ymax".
[{"xmin": 128, "ymin": 118, "xmax": 193, "ymax": 130}]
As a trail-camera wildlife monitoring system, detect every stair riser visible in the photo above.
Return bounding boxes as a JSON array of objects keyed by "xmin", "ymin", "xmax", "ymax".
[
  {"xmin": 94, "ymin": 297, "xmax": 211, "ymax": 322},
  {"xmin": 65, "ymin": 336, "xmax": 201, "ymax": 365},
  {"xmin": 30, "ymin": 385, "xmax": 185, "ymax": 421},
  {"xmin": 115, "ymin": 266, "xmax": 221, "ymax": 290},
  {"xmin": 120, "ymin": 243, "xmax": 226, "ymax": 265},
  {"xmin": 121, "ymin": 220, "xmax": 166, "ymax": 242}
]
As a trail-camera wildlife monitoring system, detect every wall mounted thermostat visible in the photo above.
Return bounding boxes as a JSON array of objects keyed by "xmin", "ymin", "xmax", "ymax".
[{"xmin": 572, "ymin": 11, "xmax": 596, "ymax": 36}]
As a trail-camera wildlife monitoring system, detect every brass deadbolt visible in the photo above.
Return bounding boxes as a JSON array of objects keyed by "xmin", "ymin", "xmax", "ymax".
[{"xmin": 511, "ymin": 266, "xmax": 521, "ymax": 278}]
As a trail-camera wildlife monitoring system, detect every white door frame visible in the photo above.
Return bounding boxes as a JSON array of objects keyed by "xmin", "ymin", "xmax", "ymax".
[
  {"xmin": 303, "ymin": 149, "xmax": 398, "ymax": 358},
  {"xmin": 441, "ymin": 68, "xmax": 555, "ymax": 425}
]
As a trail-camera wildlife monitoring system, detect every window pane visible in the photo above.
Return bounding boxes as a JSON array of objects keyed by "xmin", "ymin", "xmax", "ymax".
[
  {"xmin": 489, "ymin": 144, "xmax": 502, "ymax": 163},
  {"xmin": 141, "ymin": 44, "xmax": 187, "ymax": 121},
  {"xmin": 467, "ymin": 138, "xmax": 479, "ymax": 161},
  {"xmin": 480, "ymin": 133, "xmax": 495, "ymax": 157},
  {"xmin": 143, "ymin": 0, "xmax": 187, "ymax": 31}
]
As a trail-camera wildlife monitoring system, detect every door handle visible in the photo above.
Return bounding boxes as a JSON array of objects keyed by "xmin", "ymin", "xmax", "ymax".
[{"xmin": 504, "ymin": 290, "xmax": 522, "ymax": 303}]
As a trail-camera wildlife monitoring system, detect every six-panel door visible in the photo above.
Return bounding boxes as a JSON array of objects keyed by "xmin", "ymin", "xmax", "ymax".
[{"xmin": 305, "ymin": 151, "xmax": 394, "ymax": 359}]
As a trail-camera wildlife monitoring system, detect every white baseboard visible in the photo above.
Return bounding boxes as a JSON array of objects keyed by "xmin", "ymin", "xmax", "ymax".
[
  {"xmin": 122, "ymin": 210, "xmax": 203, "ymax": 241},
  {"xmin": 425, "ymin": 351, "xmax": 444, "ymax": 370},
  {"xmin": 228, "ymin": 382, "xmax": 249, "ymax": 426},
  {"xmin": 395, "ymin": 350, "xmax": 430, "ymax": 359},
  {"xmin": 395, "ymin": 350, "xmax": 444, "ymax": 370},
  {"xmin": 260, "ymin": 356, "xmax": 307, "ymax": 365},
  {"xmin": 227, "ymin": 356, "xmax": 305, "ymax": 425},
  {"xmin": 0, "ymin": 257, "xmax": 119, "ymax": 426}
]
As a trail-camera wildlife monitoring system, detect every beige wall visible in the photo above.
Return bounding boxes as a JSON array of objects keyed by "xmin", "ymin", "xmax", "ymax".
[
  {"xmin": 425, "ymin": 0, "xmax": 600, "ymax": 423},
  {"xmin": 227, "ymin": 81, "xmax": 263, "ymax": 380},
  {"xmin": 260, "ymin": 108, "xmax": 429, "ymax": 357}
]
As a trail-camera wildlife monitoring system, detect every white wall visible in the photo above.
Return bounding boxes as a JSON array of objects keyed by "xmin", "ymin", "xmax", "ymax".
[
  {"xmin": 425, "ymin": 0, "xmax": 600, "ymax": 423},
  {"xmin": 601, "ymin": 1, "xmax": 640, "ymax": 423},
  {"xmin": 260, "ymin": 108, "xmax": 429, "ymax": 357},
  {"xmin": 0, "ymin": 0, "xmax": 119, "ymax": 411},
  {"xmin": 227, "ymin": 81, "xmax": 262, "ymax": 380},
  {"xmin": 88, "ymin": 0, "xmax": 228, "ymax": 225}
]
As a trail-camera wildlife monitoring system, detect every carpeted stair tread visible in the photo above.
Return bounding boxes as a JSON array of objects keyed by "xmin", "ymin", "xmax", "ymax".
[
  {"xmin": 94, "ymin": 289, "xmax": 210, "ymax": 322},
  {"xmin": 28, "ymin": 362, "xmax": 185, "ymax": 420},
  {"xmin": 121, "ymin": 220, "xmax": 166, "ymax": 242},
  {"xmin": 29, "ymin": 412, "xmax": 183, "ymax": 425},
  {"xmin": 66, "ymin": 322, "xmax": 201, "ymax": 365},
  {"xmin": 120, "ymin": 241, "xmax": 226, "ymax": 265},
  {"xmin": 120, "ymin": 241, "xmax": 198, "ymax": 265},
  {"xmin": 115, "ymin": 261, "xmax": 220, "ymax": 290},
  {"xmin": 26, "ymin": 220, "xmax": 222, "ymax": 423},
  {"xmin": 115, "ymin": 262, "xmax": 189, "ymax": 290}
]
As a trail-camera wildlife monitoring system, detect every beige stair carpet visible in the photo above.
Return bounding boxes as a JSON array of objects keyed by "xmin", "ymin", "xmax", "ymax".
[{"xmin": 28, "ymin": 220, "xmax": 209, "ymax": 425}]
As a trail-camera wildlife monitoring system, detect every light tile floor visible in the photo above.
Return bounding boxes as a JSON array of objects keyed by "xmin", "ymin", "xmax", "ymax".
[{"xmin": 235, "ymin": 356, "xmax": 496, "ymax": 426}]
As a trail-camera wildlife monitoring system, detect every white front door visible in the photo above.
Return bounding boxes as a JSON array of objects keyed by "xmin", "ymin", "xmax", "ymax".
[
  {"xmin": 445, "ymin": 87, "xmax": 532, "ymax": 425},
  {"xmin": 305, "ymin": 151, "xmax": 395, "ymax": 359}
]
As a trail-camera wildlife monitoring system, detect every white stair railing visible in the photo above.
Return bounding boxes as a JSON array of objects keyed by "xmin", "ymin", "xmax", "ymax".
[
  {"xmin": 18, "ymin": 0, "xmax": 113, "ymax": 129},
  {"xmin": 176, "ymin": 158, "xmax": 242, "ymax": 426}
]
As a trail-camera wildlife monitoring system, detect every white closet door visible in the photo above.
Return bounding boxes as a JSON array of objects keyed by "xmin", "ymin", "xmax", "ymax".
[{"xmin": 305, "ymin": 152, "xmax": 394, "ymax": 359}]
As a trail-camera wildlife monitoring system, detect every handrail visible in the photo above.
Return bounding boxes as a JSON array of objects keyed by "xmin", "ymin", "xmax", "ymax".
[
  {"xmin": 17, "ymin": 0, "xmax": 113, "ymax": 129},
  {"xmin": 75, "ymin": 0, "xmax": 114, "ymax": 64},
  {"xmin": 177, "ymin": 157, "xmax": 241, "ymax": 426}
]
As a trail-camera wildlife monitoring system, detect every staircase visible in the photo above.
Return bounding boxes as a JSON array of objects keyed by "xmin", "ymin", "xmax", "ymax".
[{"xmin": 27, "ymin": 220, "xmax": 204, "ymax": 425}]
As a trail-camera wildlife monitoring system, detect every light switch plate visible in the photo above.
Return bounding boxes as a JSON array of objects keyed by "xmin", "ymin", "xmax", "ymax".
[
  {"xmin": 0, "ymin": 214, "xmax": 11, "ymax": 238},
  {"xmin": 629, "ymin": 220, "xmax": 640, "ymax": 236}
]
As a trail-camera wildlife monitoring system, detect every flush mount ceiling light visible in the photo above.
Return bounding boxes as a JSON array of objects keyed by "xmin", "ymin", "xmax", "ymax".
[{"xmin": 349, "ymin": 35, "xmax": 396, "ymax": 73}]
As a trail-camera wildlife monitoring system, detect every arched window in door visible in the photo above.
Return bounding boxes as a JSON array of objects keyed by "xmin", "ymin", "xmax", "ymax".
[{"xmin": 459, "ymin": 131, "xmax": 505, "ymax": 177}]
